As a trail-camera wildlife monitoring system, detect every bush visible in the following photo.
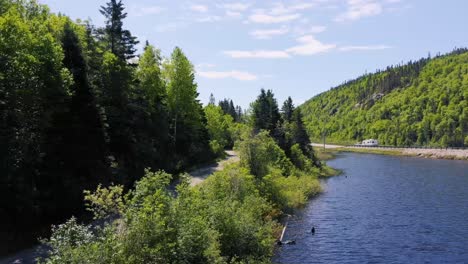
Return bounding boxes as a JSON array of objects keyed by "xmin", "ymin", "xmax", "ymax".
[
  {"xmin": 238, "ymin": 131, "xmax": 293, "ymax": 178},
  {"xmin": 261, "ymin": 168, "xmax": 321, "ymax": 211}
]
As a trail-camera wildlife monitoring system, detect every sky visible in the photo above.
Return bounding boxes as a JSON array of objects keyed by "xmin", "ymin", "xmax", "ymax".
[{"xmin": 38, "ymin": 0, "xmax": 468, "ymax": 109}]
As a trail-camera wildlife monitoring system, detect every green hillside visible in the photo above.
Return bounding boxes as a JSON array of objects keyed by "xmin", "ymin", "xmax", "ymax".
[{"xmin": 301, "ymin": 48, "xmax": 468, "ymax": 147}]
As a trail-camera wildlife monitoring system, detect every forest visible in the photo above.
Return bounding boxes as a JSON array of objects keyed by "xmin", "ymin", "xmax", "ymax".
[
  {"xmin": 301, "ymin": 48, "xmax": 468, "ymax": 147},
  {"xmin": 0, "ymin": 0, "xmax": 331, "ymax": 261}
]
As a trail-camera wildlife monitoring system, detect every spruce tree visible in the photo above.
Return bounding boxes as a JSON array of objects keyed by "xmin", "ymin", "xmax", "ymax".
[
  {"xmin": 252, "ymin": 89, "xmax": 281, "ymax": 132},
  {"xmin": 282, "ymin": 97, "xmax": 295, "ymax": 123},
  {"xmin": 99, "ymin": 0, "xmax": 139, "ymax": 60},
  {"xmin": 61, "ymin": 22, "xmax": 109, "ymax": 189}
]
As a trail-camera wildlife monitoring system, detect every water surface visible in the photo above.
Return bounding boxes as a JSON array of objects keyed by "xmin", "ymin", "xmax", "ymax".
[{"xmin": 274, "ymin": 153, "xmax": 468, "ymax": 264}]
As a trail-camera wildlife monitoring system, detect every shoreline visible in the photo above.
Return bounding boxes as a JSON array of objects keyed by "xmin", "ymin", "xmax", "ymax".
[{"xmin": 312, "ymin": 143, "xmax": 468, "ymax": 161}]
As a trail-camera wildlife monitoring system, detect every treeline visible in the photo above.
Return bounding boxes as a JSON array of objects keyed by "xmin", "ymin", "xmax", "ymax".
[
  {"xmin": 0, "ymin": 0, "xmax": 215, "ymax": 253},
  {"xmin": 301, "ymin": 48, "xmax": 468, "ymax": 147},
  {"xmin": 39, "ymin": 90, "xmax": 330, "ymax": 264}
]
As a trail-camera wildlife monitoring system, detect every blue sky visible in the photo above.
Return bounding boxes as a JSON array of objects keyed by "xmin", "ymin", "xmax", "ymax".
[{"xmin": 39, "ymin": 0, "xmax": 468, "ymax": 108}]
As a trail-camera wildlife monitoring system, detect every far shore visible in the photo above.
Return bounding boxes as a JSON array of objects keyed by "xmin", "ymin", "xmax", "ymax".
[{"xmin": 312, "ymin": 143, "xmax": 468, "ymax": 161}]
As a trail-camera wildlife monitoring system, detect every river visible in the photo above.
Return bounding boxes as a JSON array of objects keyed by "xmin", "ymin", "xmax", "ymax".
[{"xmin": 273, "ymin": 152, "xmax": 468, "ymax": 263}]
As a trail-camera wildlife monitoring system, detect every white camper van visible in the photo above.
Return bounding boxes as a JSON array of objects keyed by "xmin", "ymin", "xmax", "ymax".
[{"xmin": 361, "ymin": 139, "xmax": 379, "ymax": 146}]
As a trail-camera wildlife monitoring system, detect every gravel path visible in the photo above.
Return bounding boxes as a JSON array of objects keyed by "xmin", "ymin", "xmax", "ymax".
[{"xmin": 189, "ymin": 150, "xmax": 239, "ymax": 186}]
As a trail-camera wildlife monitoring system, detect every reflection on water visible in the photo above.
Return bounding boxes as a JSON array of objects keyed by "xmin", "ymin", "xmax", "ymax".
[{"xmin": 273, "ymin": 153, "xmax": 468, "ymax": 264}]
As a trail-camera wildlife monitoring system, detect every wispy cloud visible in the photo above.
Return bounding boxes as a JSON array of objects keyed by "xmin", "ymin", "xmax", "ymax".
[
  {"xmin": 286, "ymin": 35, "xmax": 336, "ymax": 55},
  {"xmin": 249, "ymin": 13, "xmax": 301, "ymax": 24},
  {"xmin": 335, "ymin": 0, "xmax": 383, "ymax": 22},
  {"xmin": 293, "ymin": 25, "xmax": 327, "ymax": 36},
  {"xmin": 191, "ymin": 4, "xmax": 208, "ymax": 13},
  {"xmin": 224, "ymin": 50, "xmax": 291, "ymax": 59},
  {"xmin": 250, "ymin": 27, "xmax": 289, "ymax": 39},
  {"xmin": 198, "ymin": 70, "xmax": 258, "ymax": 81},
  {"xmin": 339, "ymin": 45, "xmax": 392, "ymax": 51}
]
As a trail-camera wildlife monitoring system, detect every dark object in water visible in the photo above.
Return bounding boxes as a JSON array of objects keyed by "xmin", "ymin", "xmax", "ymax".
[
  {"xmin": 276, "ymin": 240, "xmax": 296, "ymax": 246},
  {"xmin": 311, "ymin": 227, "xmax": 315, "ymax": 234}
]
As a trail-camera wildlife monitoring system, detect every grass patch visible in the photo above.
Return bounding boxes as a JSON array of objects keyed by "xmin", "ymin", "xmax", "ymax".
[
  {"xmin": 319, "ymin": 165, "xmax": 341, "ymax": 178},
  {"xmin": 314, "ymin": 148, "xmax": 339, "ymax": 161}
]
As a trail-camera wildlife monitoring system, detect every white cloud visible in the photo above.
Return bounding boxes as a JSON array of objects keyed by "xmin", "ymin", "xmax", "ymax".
[
  {"xmin": 224, "ymin": 50, "xmax": 291, "ymax": 59},
  {"xmin": 222, "ymin": 3, "xmax": 250, "ymax": 11},
  {"xmin": 335, "ymin": 0, "xmax": 383, "ymax": 22},
  {"xmin": 339, "ymin": 45, "xmax": 392, "ymax": 51},
  {"xmin": 249, "ymin": 13, "xmax": 301, "ymax": 24},
  {"xmin": 286, "ymin": 35, "xmax": 336, "ymax": 55},
  {"xmin": 250, "ymin": 27, "xmax": 289, "ymax": 39},
  {"xmin": 132, "ymin": 6, "xmax": 165, "ymax": 17},
  {"xmin": 191, "ymin": 4, "xmax": 208, "ymax": 13},
  {"xmin": 293, "ymin": 25, "xmax": 326, "ymax": 36},
  {"xmin": 198, "ymin": 70, "xmax": 258, "ymax": 81}
]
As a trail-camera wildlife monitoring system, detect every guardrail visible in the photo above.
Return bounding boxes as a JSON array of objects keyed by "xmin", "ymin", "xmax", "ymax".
[{"xmin": 346, "ymin": 145, "xmax": 468, "ymax": 150}]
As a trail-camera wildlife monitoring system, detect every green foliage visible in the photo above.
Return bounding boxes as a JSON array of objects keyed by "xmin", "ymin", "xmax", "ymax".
[
  {"xmin": 39, "ymin": 217, "xmax": 95, "ymax": 264},
  {"xmin": 98, "ymin": 0, "xmax": 138, "ymax": 60},
  {"xmin": 251, "ymin": 89, "xmax": 281, "ymax": 134},
  {"xmin": 42, "ymin": 166, "xmax": 279, "ymax": 263},
  {"xmin": 301, "ymin": 49, "xmax": 468, "ymax": 147},
  {"xmin": 164, "ymin": 47, "xmax": 213, "ymax": 169},
  {"xmin": 84, "ymin": 184, "xmax": 125, "ymax": 220},
  {"xmin": 262, "ymin": 168, "xmax": 321, "ymax": 210},
  {"xmin": 238, "ymin": 131, "xmax": 293, "ymax": 178},
  {"xmin": 218, "ymin": 98, "xmax": 243, "ymax": 122},
  {"xmin": 1, "ymin": 0, "xmax": 215, "ymax": 253},
  {"xmin": 205, "ymin": 104, "xmax": 234, "ymax": 153}
]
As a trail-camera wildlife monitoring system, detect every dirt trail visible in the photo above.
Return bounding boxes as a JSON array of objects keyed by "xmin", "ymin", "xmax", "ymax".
[{"xmin": 189, "ymin": 150, "xmax": 239, "ymax": 186}]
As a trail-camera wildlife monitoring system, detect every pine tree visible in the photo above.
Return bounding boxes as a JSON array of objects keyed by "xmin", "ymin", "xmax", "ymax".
[
  {"xmin": 282, "ymin": 97, "xmax": 295, "ymax": 123},
  {"xmin": 99, "ymin": 0, "xmax": 139, "ymax": 60},
  {"xmin": 252, "ymin": 89, "xmax": 281, "ymax": 132},
  {"xmin": 61, "ymin": 22, "xmax": 109, "ymax": 186}
]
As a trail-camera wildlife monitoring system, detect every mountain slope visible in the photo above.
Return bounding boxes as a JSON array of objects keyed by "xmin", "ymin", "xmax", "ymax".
[{"xmin": 301, "ymin": 48, "xmax": 468, "ymax": 147}]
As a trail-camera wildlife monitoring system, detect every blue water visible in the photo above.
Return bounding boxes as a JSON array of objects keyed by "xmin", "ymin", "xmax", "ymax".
[{"xmin": 273, "ymin": 153, "xmax": 468, "ymax": 264}]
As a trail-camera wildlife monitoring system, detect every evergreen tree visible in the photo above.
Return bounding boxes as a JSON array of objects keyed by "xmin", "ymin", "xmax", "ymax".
[
  {"xmin": 252, "ymin": 89, "xmax": 281, "ymax": 132},
  {"xmin": 281, "ymin": 97, "xmax": 295, "ymax": 123},
  {"xmin": 235, "ymin": 105, "xmax": 243, "ymax": 122},
  {"xmin": 99, "ymin": 0, "xmax": 139, "ymax": 60},
  {"xmin": 59, "ymin": 22, "xmax": 110, "ymax": 204}
]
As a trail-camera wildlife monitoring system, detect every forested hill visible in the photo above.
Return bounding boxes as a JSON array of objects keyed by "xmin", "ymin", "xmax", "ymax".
[{"xmin": 301, "ymin": 48, "xmax": 468, "ymax": 147}]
